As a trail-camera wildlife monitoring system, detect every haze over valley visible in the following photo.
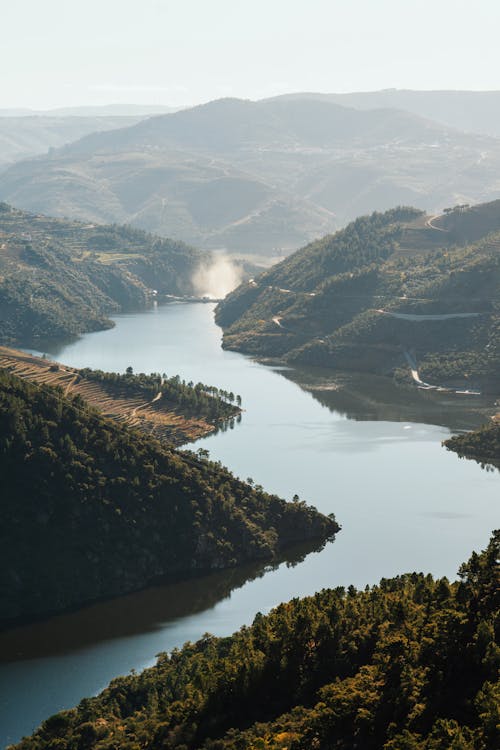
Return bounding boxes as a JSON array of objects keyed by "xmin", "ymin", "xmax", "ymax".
[
  {"xmin": 3, "ymin": 94, "xmax": 500, "ymax": 255},
  {"xmin": 1, "ymin": 2, "xmax": 499, "ymax": 748}
]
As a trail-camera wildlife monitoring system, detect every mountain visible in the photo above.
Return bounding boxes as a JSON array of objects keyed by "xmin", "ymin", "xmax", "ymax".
[
  {"xmin": 215, "ymin": 202, "xmax": 500, "ymax": 394},
  {"xmin": 7, "ymin": 104, "xmax": 180, "ymax": 117},
  {"xmin": 11, "ymin": 532, "xmax": 499, "ymax": 750},
  {"xmin": 0, "ymin": 369, "xmax": 338, "ymax": 626},
  {"xmin": 54, "ymin": 97, "xmax": 450, "ymax": 154},
  {"xmin": 0, "ymin": 203, "xmax": 202, "ymax": 347},
  {"xmin": 3, "ymin": 97, "xmax": 500, "ymax": 255},
  {"xmin": 270, "ymin": 89, "xmax": 500, "ymax": 137},
  {"xmin": 0, "ymin": 115, "xmax": 148, "ymax": 168}
]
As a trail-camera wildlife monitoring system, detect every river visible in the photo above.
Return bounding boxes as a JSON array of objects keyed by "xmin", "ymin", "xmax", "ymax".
[{"xmin": 1, "ymin": 302, "xmax": 498, "ymax": 747}]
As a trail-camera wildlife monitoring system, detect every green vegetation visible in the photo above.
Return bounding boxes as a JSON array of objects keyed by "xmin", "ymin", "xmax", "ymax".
[
  {"xmin": 79, "ymin": 368, "xmax": 241, "ymax": 422},
  {"xmin": 12, "ymin": 532, "xmax": 499, "ymax": 750},
  {"xmin": 0, "ymin": 203, "xmax": 201, "ymax": 346},
  {"xmin": 445, "ymin": 421, "xmax": 500, "ymax": 470},
  {"xmin": 0, "ymin": 369, "xmax": 337, "ymax": 626},
  {"xmin": 216, "ymin": 204, "xmax": 500, "ymax": 393}
]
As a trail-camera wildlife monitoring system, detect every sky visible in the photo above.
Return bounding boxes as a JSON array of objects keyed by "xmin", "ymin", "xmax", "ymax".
[{"xmin": 2, "ymin": 0, "xmax": 500, "ymax": 110}]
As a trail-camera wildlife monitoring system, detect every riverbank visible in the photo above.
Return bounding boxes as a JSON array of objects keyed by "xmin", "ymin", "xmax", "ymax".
[
  {"xmin": 1, "ymin": 302, "xmax": 498, "ymax": 748},
  {"xmin": 0, "ymin": 346, "xmax": 240, "ymax": 446}
]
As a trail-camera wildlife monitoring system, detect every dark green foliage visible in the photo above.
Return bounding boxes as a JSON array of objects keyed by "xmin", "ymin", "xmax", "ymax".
[
  {"xmin": 12, "ymin": 533, "xmax": 499, "ymax": 750},
  {"xmin": 79, "ymin": 369, "xmax": 240, "ymax": 421},
  {"xmin": 0, "ymin": 370, "xmax": 337, "ymax": 626},
  {"xmin": 0, "ymin": 204, "xmax": 201, "ymax": 346},
  {"xmin": 445, "ymin": 422, "xmax": 500, "ymax": 470},
  {"xmin": 216, "ymin": 206, "xmax": 500, "ymax": 392}
]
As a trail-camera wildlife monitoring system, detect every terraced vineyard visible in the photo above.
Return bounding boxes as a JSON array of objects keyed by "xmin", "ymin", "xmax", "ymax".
[{"xmin": 0, "ymin": 347, "xmax": 235, "ymax": 445}]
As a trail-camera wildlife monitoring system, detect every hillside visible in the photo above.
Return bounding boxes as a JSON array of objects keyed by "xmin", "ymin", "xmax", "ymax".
[
  {"xmin": 271, "ymin": 89, "xmax": 500, "ymax": 138},
  {"xmin": 0, "ymin": 347, "xmax": 240, "ymax": 446},
  {"xmin": 0, "ymin": 369, "xmax": 338, "ymax": 626},
  {"xmin": 0, "ymin": 203, "xmax": 202, "ymax": 346},
  {"xmin": 445, "ymin": 419, "xmax": 500, "ymax": 470},
  {"xmin": 0, "ymin": 114, "xmax": 145, "ymax": 168},
  {"xmin": 3, "ymin": 97, "xmax": 500, "ymax": 254},
  {"xmin": 11, "ymin": 532, "xmax": 499, "ymax": 750},
  {"xmin": 216, "ymin": 203, "xmax": 500, "ymax": 394}
]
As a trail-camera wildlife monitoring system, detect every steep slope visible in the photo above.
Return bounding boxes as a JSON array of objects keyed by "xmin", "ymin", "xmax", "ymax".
[
  {"xmin": 216, "ymin": 204, "xmax": 500, "ymax": 393},
  {"xmin": 3, "ymin": 97, "xmax": 500, "ymax": 254},
  {"xmin": 12, "ymin": 532, "xmax": 499, "ymax": 750},
  {"xmin": 0, "ymin": 203, "xmax": 201, "ymax": 346},
  {"xmin": 0, "ymin": 347, "xmax": 240, "ymax": 446},
  {"xmin": 0, "ymin": 370, "xmax": 338, "ymax": 626}
]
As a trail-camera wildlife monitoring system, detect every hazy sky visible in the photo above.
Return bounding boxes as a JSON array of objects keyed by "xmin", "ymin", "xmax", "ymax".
[{"xmin": 2, "ymin": 0, "xmax": 500, "ymax": 109}]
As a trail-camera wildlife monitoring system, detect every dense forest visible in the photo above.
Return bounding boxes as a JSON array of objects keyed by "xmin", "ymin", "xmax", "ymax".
[
  {"xmin": 12, "ymin": 532, "xmax": 499, "ymax": 750},
  {"xmin": 216, "ymin": 203, "xmax": 500, "ymax": 394},
  {"xmin": 445, "ymin": 420, "xmax": 500, "ymax": 470},
  {"xmin": 0, "ymin": 203, "xmax": 202, "ymax": 346},
  {"xmin": 0, "ymin": 370, "xmax": 337, "ymax": 626}
]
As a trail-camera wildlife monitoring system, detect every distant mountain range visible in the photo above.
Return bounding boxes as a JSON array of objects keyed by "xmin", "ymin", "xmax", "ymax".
[
  {"xmin": 2, "ymin": 94, "xmax": 500, "ymax": 255},
  {"xmin": 0, "ymin": 97, "xmax": 496, "ymax": 254},
  {"xmin": 0, "ymin": 115, "xmax": 143, "ymax": 167},
  {"xmin": 0, "ymin": 104, "xmax": 180, "ymax": 117},
  {"xmin": 0, "ymin": 106, "xmax": 184, "ymax": 168},
  {"xmin": 270, "ymin": 89, "xmax": 500, "ymax": 137}
]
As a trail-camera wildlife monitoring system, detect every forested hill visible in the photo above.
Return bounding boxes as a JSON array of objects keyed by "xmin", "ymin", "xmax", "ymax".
[
  {"xmin": 216, "ymin": 203, "xmax": 500, "ymax": 393},
  {"xmin": 0, "ymin": 370, "xmax": 338, "ymax": 626},
  {"xmin": 445, "ymin": 420, "xmax": 500, "ymax": 470},
  {"xmin": 0, "ymin": 203, "xmax": 201, "ymax": 346},
  {"xmin": 12, "ymin": 532, "xmax": 499, "ymax": 750}
]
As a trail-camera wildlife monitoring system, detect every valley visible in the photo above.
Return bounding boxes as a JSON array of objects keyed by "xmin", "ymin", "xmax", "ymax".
[
  {"xmin": 0, "ymin": 83, "xmax": 499, "ymax": 750},
  {"xmin": 4, "ymin": 97, "xmax": 500, "ymax": 255},
  {"xmin": 0, "ymin": 301, "xmax": 497, "ymax": 748}
]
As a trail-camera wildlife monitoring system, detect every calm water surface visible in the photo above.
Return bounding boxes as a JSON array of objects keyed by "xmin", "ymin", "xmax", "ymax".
[{"xmin": 1, "ymin": 303, "xmax": 498, "ymax": 746}]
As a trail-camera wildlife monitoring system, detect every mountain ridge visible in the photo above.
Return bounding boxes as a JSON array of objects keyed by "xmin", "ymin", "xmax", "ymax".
[
  {"xmin": 215, "ymin": 202, "xmax": 500, "ymax": 394},
  {"xmin": 4, "ymin": 97, "xmax": 500, "ymax": 254}
]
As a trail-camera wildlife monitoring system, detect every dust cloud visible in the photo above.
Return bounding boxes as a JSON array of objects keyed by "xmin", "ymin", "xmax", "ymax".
[{"xmin": 192, "ymin": 255, "xmax": 244, "ymax": 299}]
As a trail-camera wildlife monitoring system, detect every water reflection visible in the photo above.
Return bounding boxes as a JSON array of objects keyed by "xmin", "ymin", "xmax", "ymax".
[
  {"xmin": 0, "ymin": 538, "xmax": 328, "ymax": 664},
  {"xmin": 281, "ymin": 366, "xmax": 495, "ymax": 432},
  {"xmin": 5, "ymin": 303, "xmax": 498, "ymax": 748}
]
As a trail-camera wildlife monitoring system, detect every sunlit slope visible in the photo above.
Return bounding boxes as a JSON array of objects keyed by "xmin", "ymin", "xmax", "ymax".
[
  {"xmin": 12, "ymin": 532, "xmax": 499, "ymax": 750},
  {"xmin": 4, "ymin": 97, "xmax": 500, "ymax": 253},
  {"xmin": 216, "ymin": 204, "xmax": 500, "ymax": 392},
  {"xmin": 0, "ymin": 347, "xmax": 240, "ymax": 446},
  {"xmin": 0, "ymin": 203, "xmax": 201, "ymax": 346}
]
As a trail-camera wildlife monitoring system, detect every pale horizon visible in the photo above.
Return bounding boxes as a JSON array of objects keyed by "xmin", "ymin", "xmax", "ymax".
[{"xmin": 2, "ymin": 0, "xmax": 500, "ymax": 110}]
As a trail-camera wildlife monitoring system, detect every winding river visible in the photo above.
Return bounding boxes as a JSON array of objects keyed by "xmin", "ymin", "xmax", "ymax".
[{"xmin": 1, "ymin": 302, "xmax": 498, "ymax": 747}]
